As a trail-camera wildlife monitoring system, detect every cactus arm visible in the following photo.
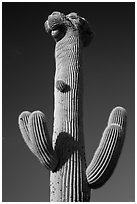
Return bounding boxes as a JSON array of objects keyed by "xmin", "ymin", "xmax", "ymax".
[
  {"xmin": 18, "ymin": 111, "xmax": 36, "ymax": 155},
  {"xmin": 28, "ymin": 111, "xmax": 58, "ymax": 171},
  {"xmin": 18, "ymin": 111, "xmax": 58, "ymax": 171},
  {"xmin": 86, "ymin": 107, "xmax": 127, "ymax": 189}
]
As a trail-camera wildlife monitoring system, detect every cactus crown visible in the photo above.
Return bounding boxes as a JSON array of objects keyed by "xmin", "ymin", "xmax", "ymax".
[{"xmin": 44, "ymin": 11, "xmax": 94, "ymax": 46}]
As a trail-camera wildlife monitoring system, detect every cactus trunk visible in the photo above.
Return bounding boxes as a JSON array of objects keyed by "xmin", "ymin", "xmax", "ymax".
[{"xmin": 50, "ymin": 32, "xmax": 90, "ymax": 201}]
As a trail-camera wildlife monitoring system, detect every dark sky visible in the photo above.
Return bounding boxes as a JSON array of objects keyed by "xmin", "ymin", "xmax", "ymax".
[{"xmin": 2, "ymin": 2, "xmax": 135, "ymax": 202}]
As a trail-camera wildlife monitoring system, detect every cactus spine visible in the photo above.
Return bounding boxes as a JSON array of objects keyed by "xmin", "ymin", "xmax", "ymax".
[{"xmin": 18, "ymin": 12, "xmax": 127, "ymax": 202}]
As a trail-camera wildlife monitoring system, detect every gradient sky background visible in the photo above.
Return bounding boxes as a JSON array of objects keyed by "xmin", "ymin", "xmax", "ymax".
[{"xmin": 2, "ymin": 2, "xmax": 135, "ymax": 202}]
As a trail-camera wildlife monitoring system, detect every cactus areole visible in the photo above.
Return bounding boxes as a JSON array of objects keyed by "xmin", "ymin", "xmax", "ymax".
[{"xmin": 18, "ymin": 12, "xmax": 127, "ymax": 202}]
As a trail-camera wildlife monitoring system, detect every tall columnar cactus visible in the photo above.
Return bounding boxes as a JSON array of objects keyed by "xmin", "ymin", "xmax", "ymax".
[{"xmin": 18, "ymin": 12, "xmax": 127, "ymax": 202}]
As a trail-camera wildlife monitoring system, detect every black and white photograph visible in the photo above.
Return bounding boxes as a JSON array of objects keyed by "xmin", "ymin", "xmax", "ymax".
[{"xmin": 2, "ymin": 2, "xmax": 135, "ymax": 202}]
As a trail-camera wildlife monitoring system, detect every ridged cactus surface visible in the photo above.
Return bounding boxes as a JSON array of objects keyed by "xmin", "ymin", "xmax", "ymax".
[
  {"xmin": 19, "ymin": 111, "xmax": 58, "ymax": 171},
  {"xmin": 86, "ymin": 107, "xmax": 127, "ymax": 188},
  {"xmin": 18, "ymin": 11, "xmax": 127, "ymax": 202}
]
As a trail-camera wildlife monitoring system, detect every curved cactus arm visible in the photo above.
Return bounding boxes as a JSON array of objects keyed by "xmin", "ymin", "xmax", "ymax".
[
  {"xmin": 28, "ymin": 111, "xmax": 58, "ymax": 171},
  {"xmin": 86, "ymin": 107, "xmax": 127, "ymax": 189},
  {"xmin": 18, "ymin": 111, "xmax": 37, "ymax": 155},
  {"xmin": 18, "ymin": 111, "xmax": 58, "ymax": 171}
]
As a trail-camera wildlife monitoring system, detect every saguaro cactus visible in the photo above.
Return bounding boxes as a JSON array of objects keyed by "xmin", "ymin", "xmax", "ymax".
[{"xmin": 18, "ymin": 12, "xmax": 127, "ymax": 202}]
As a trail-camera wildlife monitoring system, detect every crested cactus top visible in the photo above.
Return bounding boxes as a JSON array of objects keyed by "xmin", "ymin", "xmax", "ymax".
[{"xmin": 45, "ymin": 11, "xmax": 94, "ymax": 47}]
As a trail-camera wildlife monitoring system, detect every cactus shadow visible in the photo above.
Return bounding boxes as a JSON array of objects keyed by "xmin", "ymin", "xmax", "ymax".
[{"xmin": 54, "ymin": 132, "xmax": 79, "ymax": 172}]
